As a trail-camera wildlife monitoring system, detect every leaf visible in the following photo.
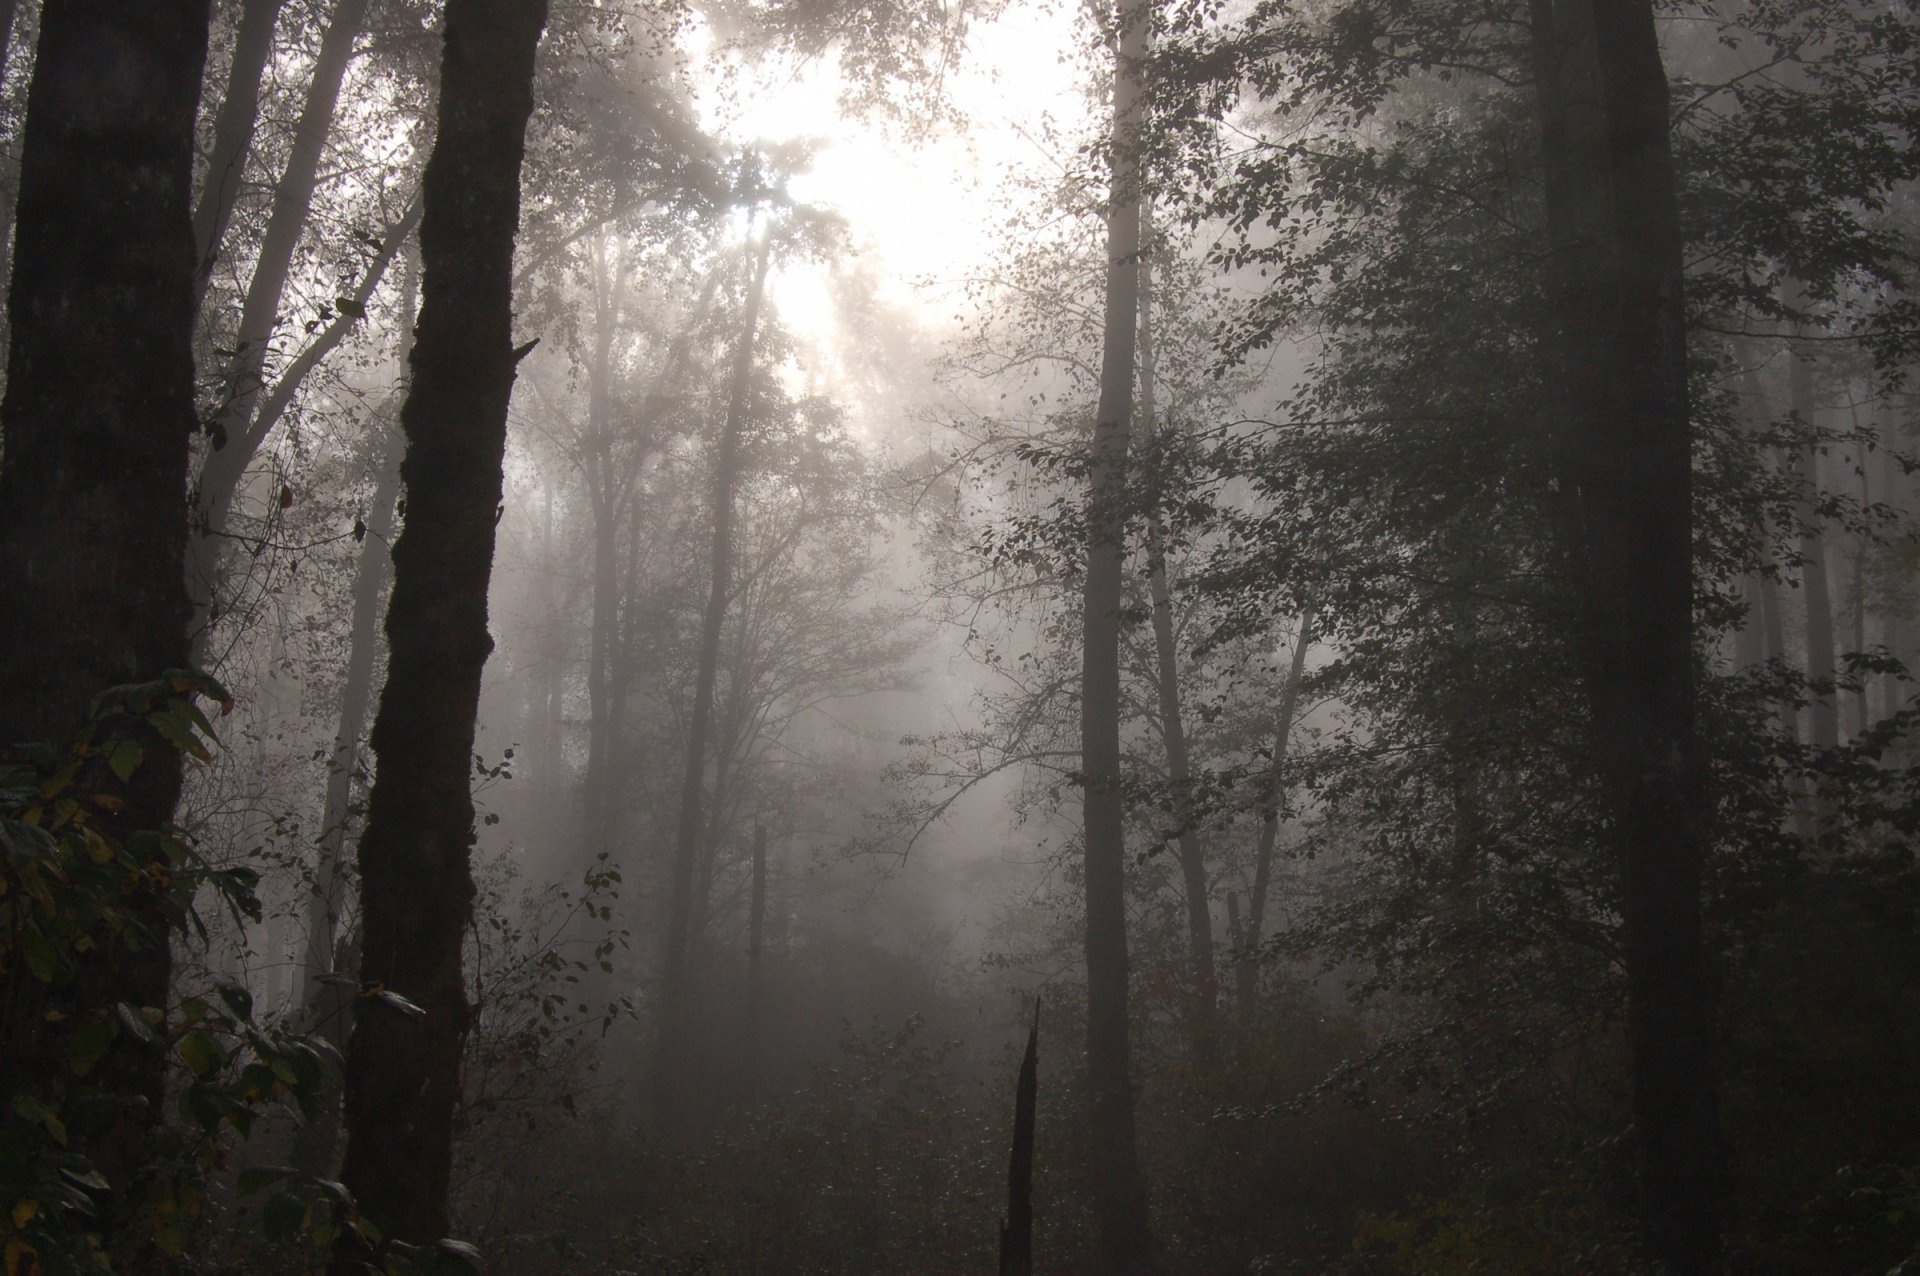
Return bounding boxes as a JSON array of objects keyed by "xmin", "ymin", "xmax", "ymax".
[
  {"xmin": 216, "ymin": 983, "xmax": 254, "ymax": 1023},
  {"xmin": 366, "ymin": 987, "xmax": 426, "ymax": 1019},
  {"xmin": 114, "ymin": 1003, "xmax": 158, "ymax": 1044},
  {"xmin": 105, "ymin": 739, "xmax": 144, "ymax": 784},
  {"xmin": 335, "ymin": 296, "xmax": 367, "ymax": 319},
  {"xmin": 175, "ymin": 1030, "xmax": 225, "ymax": 1078}
]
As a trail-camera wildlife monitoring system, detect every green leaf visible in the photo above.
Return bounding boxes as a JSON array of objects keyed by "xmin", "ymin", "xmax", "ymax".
[
  {"xmin": 176, "ymin": 1029, "xmax": 225, "ymax": 1078},
  {"xmin": 105, "ymin": 738, "xmax": 144, "ymax": 784}
]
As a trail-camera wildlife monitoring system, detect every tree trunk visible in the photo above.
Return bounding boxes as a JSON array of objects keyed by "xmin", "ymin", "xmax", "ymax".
[
  {"xmin": 1081, "ymin": 0, "xmax": 1156, "ymax": 1265},
  {"xmin": 1790, "ymin": 343, "xmax": 1839, "ymax": 755},
  {"xmin": 334, "ymin": 0, "xmax": 546, "ymax": 1253},
  {"xmin": 0, "ymin": 0, "xmax": 210, "ymax": 1212},
  {"xmin": 1137, "ymin": 203, "xmax": 1218, "ymax": 1063},
  {"xmin": 1239, "ymin": 598, "xmax": 1315, "ymax": 1018},
  {"xmin": 191, "ymin": 0, "xmax": 284, "ymax": 308},
  {"xmin": 288, "ymin": 254, "xmax": 415, "ymax": 1177},
  {"xmin": 998, "ymin": 999, "xmax": 1039, "ymax": 1276},
  {"xmin": 582, "ymin": 234, "xmax": 626, "ymax": 875},
  {"xmin": 189, "ymin": 0, "xmax": 370, "ymax": 650},
  {"xmin": 744, "ymin": 819, "xmax": 768, "ymax": 1103},
  {"xmin": 1532, "ymin": 0, "xmax": 1723, "ymax": 1265},
  {"xmin": 656, "ymin": 230, "xmax": 774, "ymax": 1128}
]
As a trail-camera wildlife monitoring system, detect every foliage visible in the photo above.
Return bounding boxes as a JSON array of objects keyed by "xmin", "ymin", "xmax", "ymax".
[{"xmin": 0, "ymin": 673, "xmax": 355, "ymax": 1271}]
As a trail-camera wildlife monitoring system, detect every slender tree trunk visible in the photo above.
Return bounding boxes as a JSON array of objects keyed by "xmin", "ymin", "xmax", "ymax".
[
  {"xmin": 189, "ymin": 0, "xmax": 370, "ymax": 649},
  {"xmin": 744, "ymin": 819, "xmax": 768, "ymax": 1103},
  {"xmin": 1532, "ymin": 0, "xmax": 1723, "ymax": 1265},
  {"xmin": 288, "ymin": 372, "xmax": 412, "ymax": 1176},
  {"xmin": 0, "ymin": 0, "xmax": 210, "ymax": 1212},
  {"xmin": 1879, "ymin": 445, "xmax": 1909, "ymax": 718},
  {"xmin": 1232, "ymin": 597, "xmax": 1317, "ymax": 1027},
  {"xmin": 582, "ymin": 235, "xmax": 626, "ymax": 875},
  {"xmin": 656, "ymin": 230, "xmax": 774, "ymax": 1127},
  {"xmin": 998, "ymin": 999, "xmax": 1039, "ymax": 1276},
  {"xmin": 1790, "ymin": 347, "xmax": 1839, "ymax": 755},
  {"xmin": 1848, "ymin": 434, "xmax": 1869, "ymax": 736},
  {"xmin": 1082, "ymin": 0, "xmax": 1156, "ymax": 1265},
  {"xmin": 1137, "ymin": 205, "xmax": 1218, "ymax": 1062},
  {"xmin": 334, "ymin": 0, "xmax": 546, "ymax": 1254},
  {"xmin": 191, "ymin": 0, "xmax": 284, "ymax": 308}
]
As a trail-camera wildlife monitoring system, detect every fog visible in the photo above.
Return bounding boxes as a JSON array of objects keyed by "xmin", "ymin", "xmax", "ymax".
[{"xmin": 0, "ymin": 0, "xmax": 1914, "ymax": 1271}]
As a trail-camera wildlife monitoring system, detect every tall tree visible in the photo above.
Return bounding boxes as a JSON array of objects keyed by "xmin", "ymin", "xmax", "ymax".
[
  {"xmin": 656, "ymin": 227, "xmax": 775, "ymax": 1127},
  {"xmin": 1081, "ymin": 0, "xmax": 1157, "ymax": 1265},
  {"xmin": 1138, "ymin": 218, "xmax": 1218, "ymax": 1062},
  {"xmin": 191, "ymin": 0, "xmax": 286, "ymax": 308},
  {"xmin": 335, "ymin": 0, "xmax": 548, "ymax": 1253},
  {"xmin": 0, "ymin": 0, "xmax": 211, "ymax": 1203},
  {"xmin": 1532, "ymin": 0, "xmax": 1723, "ymax": 1264},
  {"xmin": 189, "ymin": 0, "xmax": 372, "ymax": 652}
]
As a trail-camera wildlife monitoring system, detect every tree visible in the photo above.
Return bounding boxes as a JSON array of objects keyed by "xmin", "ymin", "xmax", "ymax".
[
  {"xmin": 190, "ymin": 0, "xmax": 374, "ymax": 654},
  {"xmin": 0, "ymin": 0, "xmax": 211, "ymax": 1206},
  {"xmin": 1532, "ymin": 0, "xmax": 1724, "ymax": 1262},
  {"xmin": 1081, "ymin": 0, "xmax": 1157, "ymax": 1265},
  {"xmin": 335, "ymin": 0, "xmax": 548, "ymax": 1254},
  {"xmin": 657, "ymin": 225, "xmax": 775, "ymax": 1127}
]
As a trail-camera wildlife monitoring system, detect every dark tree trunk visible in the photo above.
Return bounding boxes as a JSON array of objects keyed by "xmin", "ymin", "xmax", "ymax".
[
  {"xmin": 1532, "ymin": 0, "xmax": 1723, "ymax": 1266},
  {"xmin": 191, "ymin": 0, "xmax": 284, "ymax": 308},
  {"xmin": 998, "ymin": 999, "xmax": 1039, "ymax": 1276},
  {"xmin": 0, "ymin": 0, "xmax": 210, "ymax": 1209},
  {"xmin": 334, "ymin": 0, "xmax": 546, "ymax": 1253},
  {"xmin": 189, "ymin": 0, "xmax": 370, "ymax": 650},
  {"xmin": 1081, "ymin": 0, "xmax": 1156, "ymax": 1265},
  {"xmin": 656, "ymin": 231, "xmax": 774, "ymax": 1127}
]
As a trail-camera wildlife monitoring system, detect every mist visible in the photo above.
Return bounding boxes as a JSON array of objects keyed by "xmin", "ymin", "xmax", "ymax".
[{"xmin": 0, "ymin": 0, "xmax": 1914, "ymax": 1272}]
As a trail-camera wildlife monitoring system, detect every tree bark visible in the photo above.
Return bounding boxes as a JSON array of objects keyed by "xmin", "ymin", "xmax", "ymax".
[
  {"xmin": 0, "ymin": 0, "xmax": 210, "ymax": 1210},
  {"xmin": 191, "ymin": 0, "xmax": 285, "ymax": 309},
  {"xmin": 288, "ymin": 249, "xmax": 415, "ymax": 1177},
  {"xmin": 1081, "ymin": 0, "xmax": 1156, "ymax": 1265},
  {"xmin": 189, "ymin": 0, "xmax": 370, "ymax": 650},
  {"xmin": 1531, "ymin": 0, "xmax": 1723, "ymax": 1266},
  {"xmin": 656, "ymin": 230, "xmax": 774, "ymax": 1128},
  {"xmin": 335, "ymin": 0, "xmax": 546, "ymax": 1253}
]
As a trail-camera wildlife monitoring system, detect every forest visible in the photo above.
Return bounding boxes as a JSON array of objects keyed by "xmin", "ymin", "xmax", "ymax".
[{"xmin": 0, "ymin": 0, "xmax": 1914, "ymax": 1271}]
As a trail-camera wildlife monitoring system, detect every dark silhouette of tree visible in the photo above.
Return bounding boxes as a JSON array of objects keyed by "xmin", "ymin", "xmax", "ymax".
[
  {"xmin": 1532, "ymin": 0, "xmax": 1724, "ymax": 1263},
  {"xmin": 0, "ymin": 0, "xmax": 211, "ymax": 1209},
  {"xmin": 1081, "ymin": 0, "xmax": 1157, "ymax": 1266},
  {"xmin": 335, "ymin": 0, "xmax": 548, "ymax": 1254}
]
